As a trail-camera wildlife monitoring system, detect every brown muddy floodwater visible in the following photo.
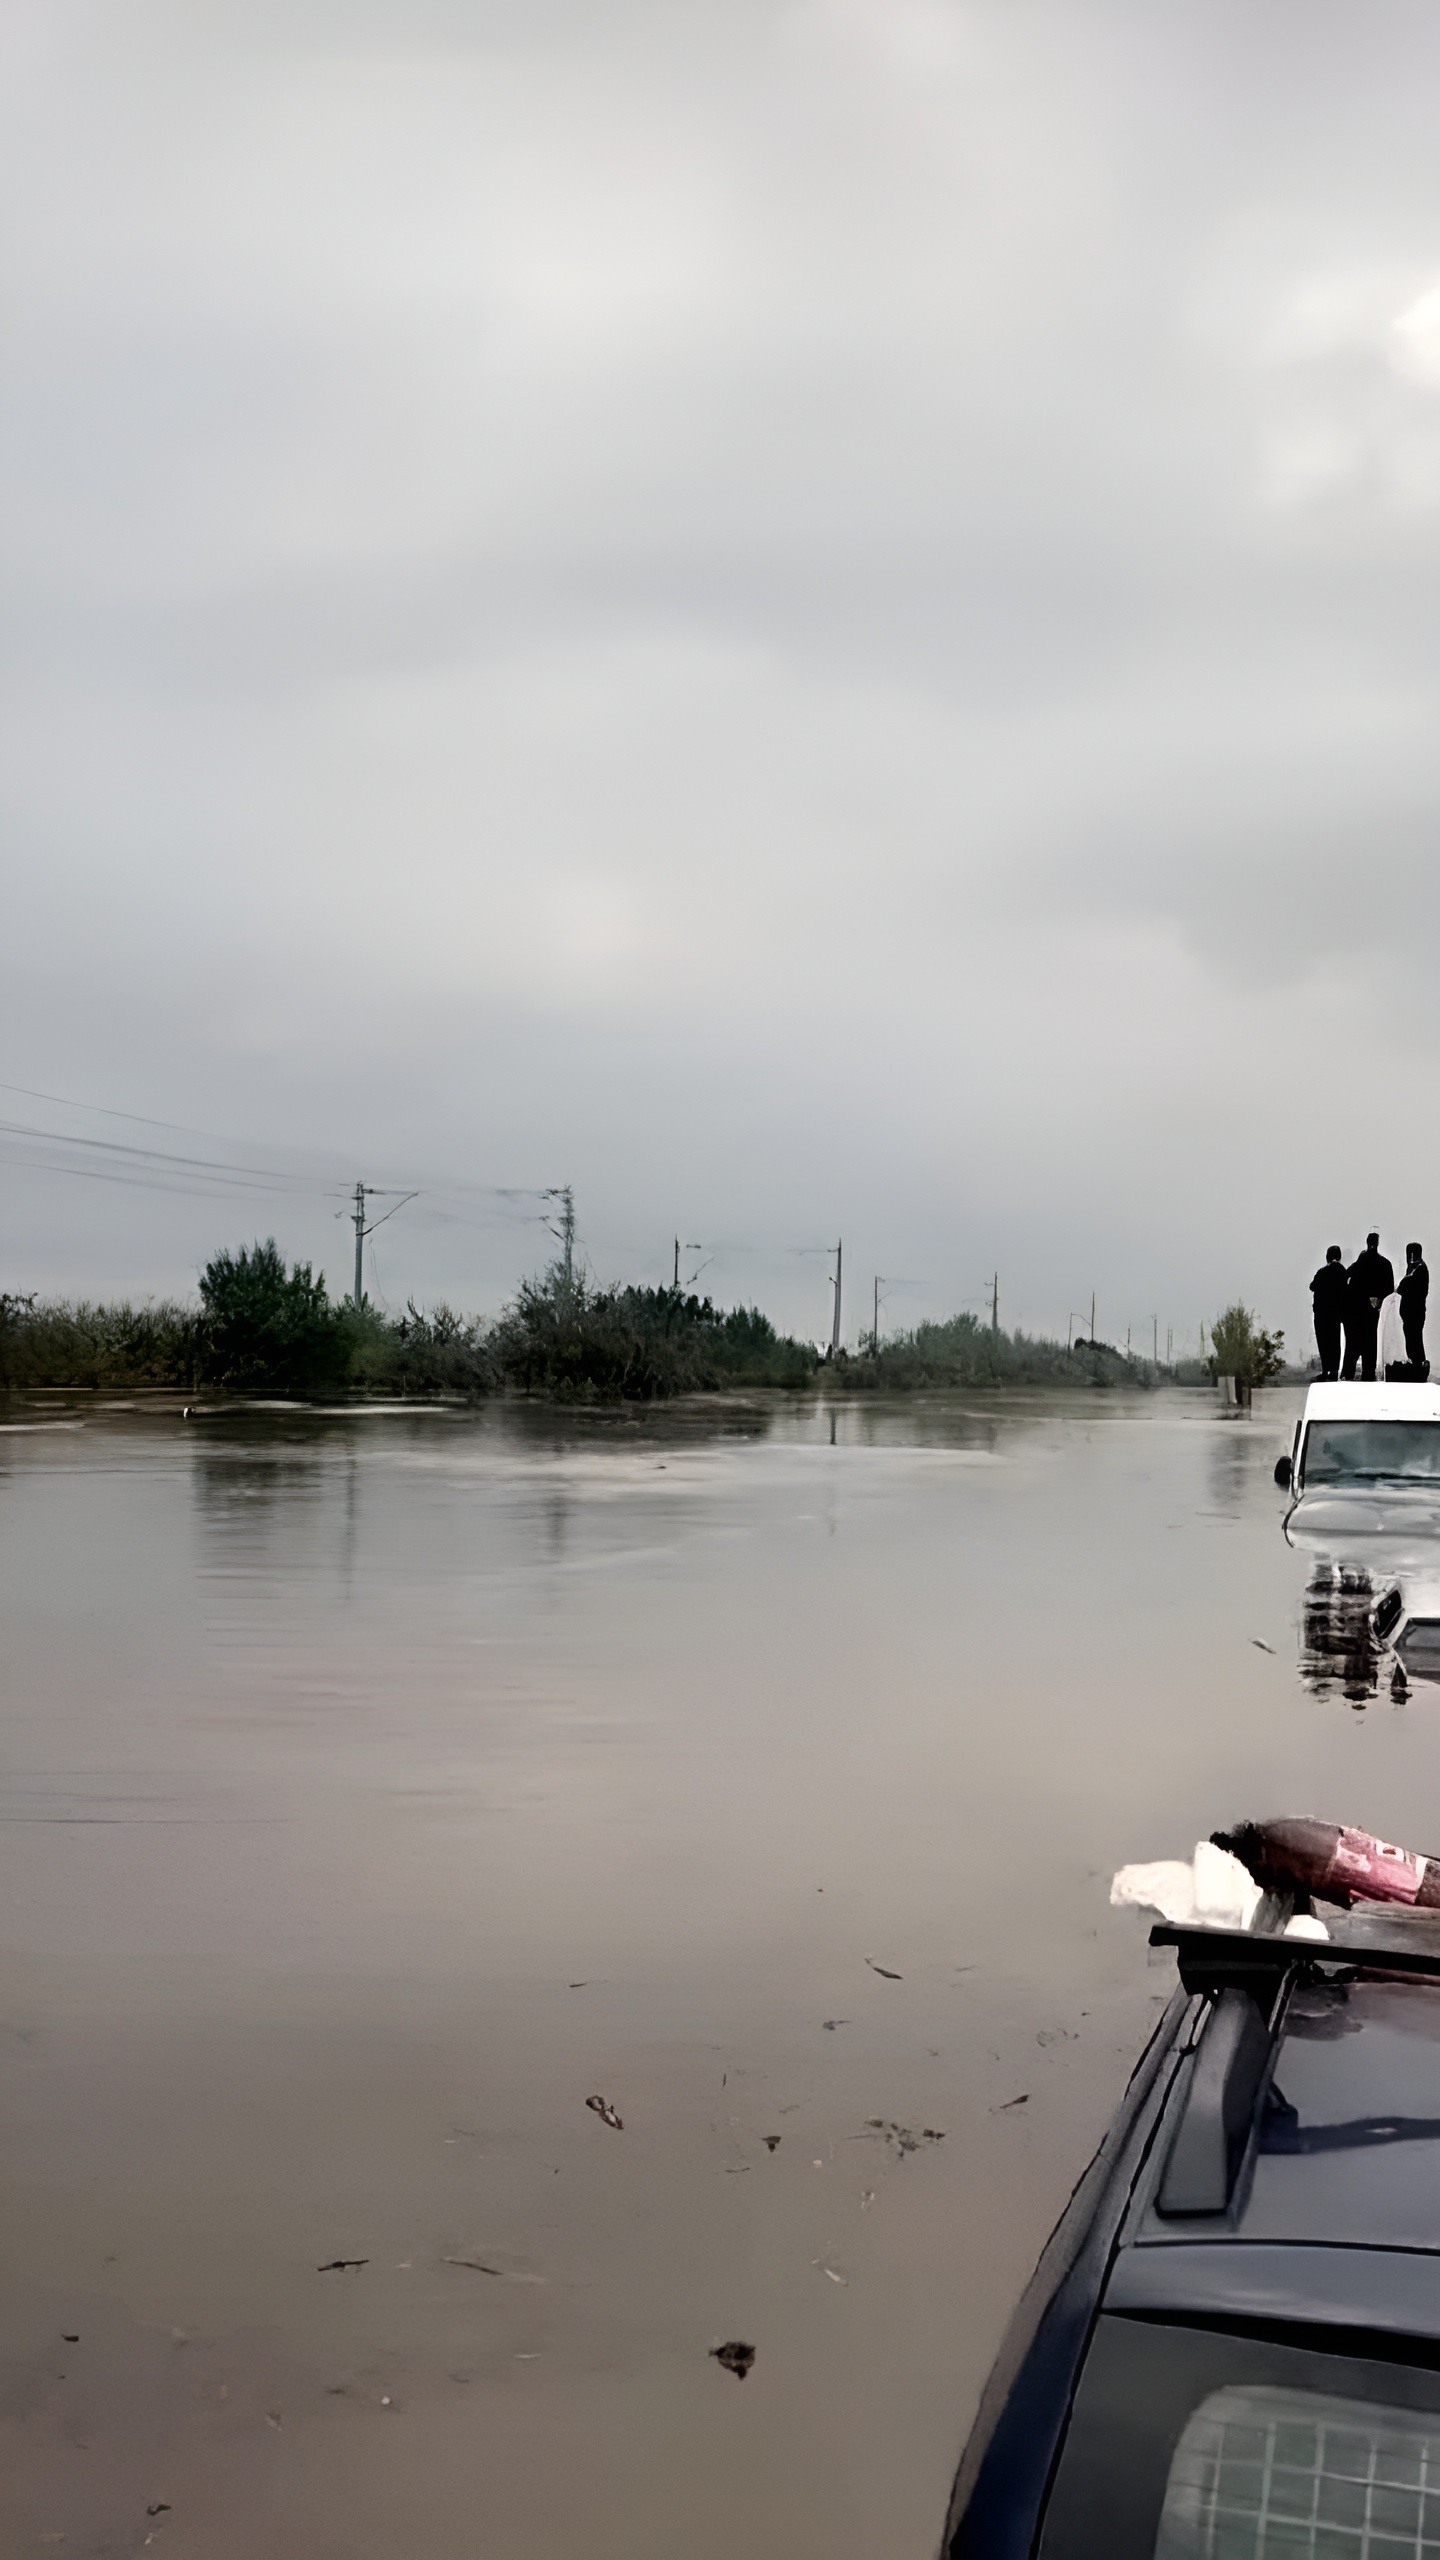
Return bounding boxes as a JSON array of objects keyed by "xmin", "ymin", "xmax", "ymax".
[{"xmin": 4, "ymin": 1384, "xmax": 1436, "ymax": 2558}]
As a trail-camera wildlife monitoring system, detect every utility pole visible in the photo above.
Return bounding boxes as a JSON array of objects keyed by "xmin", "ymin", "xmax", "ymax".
[
  {"xmin": 873, "ymin": 1274, "xmax": 881, "ymax": 1357},
  {"xmin": 1153, "ymin": 1315, "xmax": 1158, "ymax": 1364},
  {"xmin": 544, "ymin": 1187, "xmax": 575, "ymax": 1288},
  {"xmin": 352, "ymin": 1181, "xmax": 370, "ymax": 1306},
  {"xmin": 1090, "ymin": 1291, "xmax": 1096, "ymax": 1346},
  {"xmin": 673, "ymin": 1238, "xmax": 702, "ymax": 1291},
  {"xmin": 829, "ymin": 1240, "xmax": 843, "ymax": 1360},
  {"xmin": 991, "ymin": 1272, "xmax": 999, "ymax": 1334},
  {"xmin": 1167, "ymin": 1325, "xmax": 1173, "ymax": 1365},
  {"xmin": 347, "ymin": 1182, "xmax": 418, "ymax": 1307}
]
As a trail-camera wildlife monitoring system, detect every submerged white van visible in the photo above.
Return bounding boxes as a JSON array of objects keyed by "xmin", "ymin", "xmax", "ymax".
[{"xmin": 1278, "ymin": 1381, "xmax": 1440, "ymax": 1536}]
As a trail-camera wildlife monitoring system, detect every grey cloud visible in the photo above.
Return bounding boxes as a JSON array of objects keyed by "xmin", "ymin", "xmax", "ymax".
[{"xmin": 7, "ymin": 0, "xmax": 1440, "ymax": 1356}]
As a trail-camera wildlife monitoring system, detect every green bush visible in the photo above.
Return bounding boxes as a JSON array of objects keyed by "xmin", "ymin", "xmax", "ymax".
[
  {"xmin": 0, "ymin": 1292, "xmax": 201, "ymax": 1391},
  {"xmin": 858, "ymin": 1309, "xmax": 1147, "ymax": 1391},
  {"xmin": 1207, "ymin": 1302, "xmax": 1285, "ymax": 1390},
  {"xmin": 489, "ymin": 1271, "xmax": 818, "ymax": 1399},
  {"xmin": 347, "ymin": 1300, "xmax": 498, "ymax": 1397},
  {"xmin": 198, "ymin": 1240, "xmax": 352, "ymax": 1395}
]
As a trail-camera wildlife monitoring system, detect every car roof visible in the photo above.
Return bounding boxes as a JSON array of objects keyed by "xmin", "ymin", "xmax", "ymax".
[
  {"xmin": 1303, "ymin": 1383, "xmax": 1440, "ymax": 1424},
  {"xmin": 1130, "ymin": 1967, "xmax": 1440, "ymax": 2255}
]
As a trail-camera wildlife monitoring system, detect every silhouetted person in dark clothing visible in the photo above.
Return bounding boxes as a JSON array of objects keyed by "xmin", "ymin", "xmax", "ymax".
[
  {"xmin": 1400, "ymin": 1242, "xmax": 1429, "ymax": 1372},
  {"xmin": 1344, "ymin": 1231, "xmax": 1395, "ymax": 1381},
  {"xmin": 1311, "ymin": 1246, "xmax": 1347, "ymax": 1380}
]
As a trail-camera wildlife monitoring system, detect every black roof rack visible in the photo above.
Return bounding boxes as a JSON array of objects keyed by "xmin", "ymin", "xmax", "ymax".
[
  {"xmin": 1151, "ymin": 1920, "xmax": 1440, "ymax": 1994},
  {"xmin": 1148, "ymin": 1922, "xmax": 1440, "ymax": 2215}
]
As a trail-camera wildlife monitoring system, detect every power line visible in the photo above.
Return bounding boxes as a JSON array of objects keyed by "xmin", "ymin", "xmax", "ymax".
[
  {"xmin": 0, "ymin": 1115, "xmax": 319, "ymax": 1192},
  {"xmin": 0, "ymin": 1148, "xmax": 290, "ymax": 1202},
  {"xmin": 0, "ymin": 1108, "xmax": 574, "ymax": 1228},
  {"xmin": 0, "ymin": 1077, "xmax": 257, "ymax": 1139}
]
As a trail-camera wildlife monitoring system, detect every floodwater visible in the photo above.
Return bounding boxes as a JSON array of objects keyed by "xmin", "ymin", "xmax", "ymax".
[{"xmin": 4, "ymin": 1384, "xmax": 1438, "ymax": 2559}]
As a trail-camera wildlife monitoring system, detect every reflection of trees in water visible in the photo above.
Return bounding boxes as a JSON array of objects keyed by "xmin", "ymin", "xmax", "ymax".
[
  {"xmin": 193, "ymin": 1452, "xmax": 325, "ymax": 1521},
  {"xmin": 191, "ymin": 1440, "xmax": 341, "ymax": 1585},
  {"xmin": 1206, "ymin": 1422, "xmax": 1255, "ymax": 1519},
  {"xmin": 1301, "ymin": 1561, "xmax": 1379, "ymax": 1706}
]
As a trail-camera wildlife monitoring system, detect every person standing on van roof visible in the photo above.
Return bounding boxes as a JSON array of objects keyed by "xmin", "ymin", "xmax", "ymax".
[
  {"xmin": 1343, "ymin": 1231, "xmax": 1395, "ymax": 1381},
  {"xmin": 1310, "ymin": 1246, "xmax": 1348, "ymax": 1381},
  {"xmin": 1400, "ymin": 1242, "xmax": 1429, "ymax": 1372}
]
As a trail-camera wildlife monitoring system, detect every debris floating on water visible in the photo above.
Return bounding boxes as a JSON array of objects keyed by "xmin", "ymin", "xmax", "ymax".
[
  {"xmin": 1251, "ymin": 1639, "xmax": 1276, "ymax": 1654},
  {"xmin": 864, "ymin": 2119, "xmax": 946, "ymax": 2156},
  {"xmin": 317, "ymin": 2258, "xmax": 368, "ymax": 2272},
  {"xmin": 586, "ymin": 2095, "xmax": 624, "ymax": 2130},
  {"xmin": 994, "ymin": 2093, "xmax": 1030, "ymax": 2112},
  {"xmin": 865, "ymin": 1958, "xmax": 903, "ymax": 1980},
  {"xmin": 711, "ymin": 2340, "xmax": 755, "ymax": 2379},
  {"xmin": 762, "ymin": 2135, "xmax": 781, "ymax": 2152},
  {"xmin": 821, "ymin": 2019, "xmax": 849, "ymax": 2031}
]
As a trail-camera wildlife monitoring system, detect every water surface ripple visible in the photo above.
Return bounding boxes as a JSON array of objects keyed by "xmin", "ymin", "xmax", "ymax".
[{"xmin": 3, "ymin": 1386, "xmax": 1419, "ymax": 2557}]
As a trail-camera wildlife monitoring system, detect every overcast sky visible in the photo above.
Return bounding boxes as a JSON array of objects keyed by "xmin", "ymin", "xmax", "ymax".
[{"xmin": 6, "ymin": 0, "xmax": 1440, "ymax": 1351}]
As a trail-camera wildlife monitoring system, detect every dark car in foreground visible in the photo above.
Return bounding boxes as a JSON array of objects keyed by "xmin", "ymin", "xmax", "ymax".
[{"xmin": 943, "ymin": 1909, "xmax": 1440, "ymax": 2558}]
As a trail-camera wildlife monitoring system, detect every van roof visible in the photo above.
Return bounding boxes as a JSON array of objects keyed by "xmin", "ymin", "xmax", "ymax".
[{"xmin": 1303, "ymin": 1383, "xmax": 1440, "ymax": 1424}]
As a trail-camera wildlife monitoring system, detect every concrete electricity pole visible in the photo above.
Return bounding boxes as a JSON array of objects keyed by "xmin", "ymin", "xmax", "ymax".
[
  {"xmin": 543, "ymin": 1187, "xmax": 576, "ymax": 1288},
  {"xmin": 673, "ymin": 1238, "xmax": 702, "ymax": 1290},
  {"xmin": 829, "ymin": 1240, "xmax": 843, "ymax": 1360},
  {"xmin": 991, "ymin": 1272, "xmax": 999, "ymax": 1334},
  {"xmin": 352, "ymin": 1181, "xmax": 371, "ymax": 1305},
  {"xmin": 348, "ymin": 1183, "xmax": 417, "ymax": 1306}
]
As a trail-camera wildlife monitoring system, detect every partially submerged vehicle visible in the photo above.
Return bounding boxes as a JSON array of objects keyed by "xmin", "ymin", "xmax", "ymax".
[
  {"xmin": 1277, "ymin": 1381, "xmax": 1440, "ymax": 1542},
  {"xmin": 944, "ymin": 1904, "xmax": 1440, "ymax": 2558},
  {"xmin": 1371, "ymin": 1575, "xmax": 1440, "ymax": 1690}
]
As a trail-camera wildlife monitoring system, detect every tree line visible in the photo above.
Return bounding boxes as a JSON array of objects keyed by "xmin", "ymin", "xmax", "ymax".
[{"xmin": 0, "ymin": 1242, "xmax": 1285, "ymax": 1401}]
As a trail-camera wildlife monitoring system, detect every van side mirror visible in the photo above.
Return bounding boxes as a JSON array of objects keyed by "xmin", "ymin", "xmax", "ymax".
[{"xmin": 1273, "ymin": 1455, "xmax": 1292, "ymax": 1488}]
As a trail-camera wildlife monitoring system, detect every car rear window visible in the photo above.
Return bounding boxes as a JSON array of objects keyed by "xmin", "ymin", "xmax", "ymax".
[
  {"xmin": 1156, "ymin": 2384, "xmax": 1440, "ymax": 2555},
  {"xmin": 1039, "ymin": 2320, "xmax": 1440, "ymax": 2560},
  {"xmin": 1303, "ymin": 1423, "xmax": 1440, "ymax": 1486}
]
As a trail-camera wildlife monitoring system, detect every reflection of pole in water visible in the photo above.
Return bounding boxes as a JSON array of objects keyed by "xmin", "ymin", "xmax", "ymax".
[{"xmin": 339, "ymin": 1446, "xmax": 359, "ymax": 1604}]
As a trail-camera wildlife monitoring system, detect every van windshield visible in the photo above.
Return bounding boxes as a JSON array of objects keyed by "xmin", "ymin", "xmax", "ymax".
[{"xmin": 1303, "ymin": 1422, "xmax": 1440, "ymax": 1486}]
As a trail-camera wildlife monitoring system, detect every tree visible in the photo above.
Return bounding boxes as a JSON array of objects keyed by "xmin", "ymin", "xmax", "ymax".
[
  {"xmin": 1208, "ymin": 1302, "xmax": 1284, "ymax": 1390},
  {"xmin": 199, "ymin": 1240, "xmax": 352, "ymax": 1394}
]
